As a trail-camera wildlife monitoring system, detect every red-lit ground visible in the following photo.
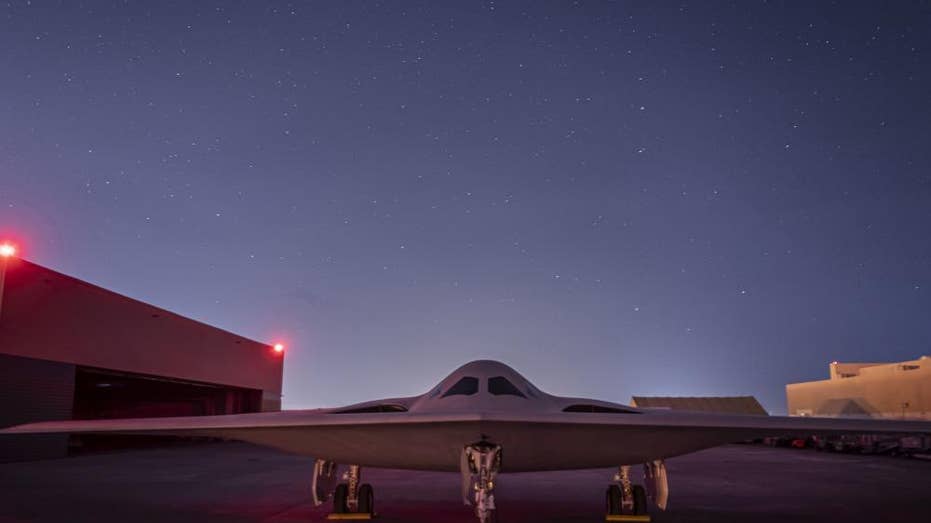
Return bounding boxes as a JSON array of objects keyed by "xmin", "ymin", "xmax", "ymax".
[{"xmin": 1, "ymin": 442, "xmax": 929, "ymax": 522}]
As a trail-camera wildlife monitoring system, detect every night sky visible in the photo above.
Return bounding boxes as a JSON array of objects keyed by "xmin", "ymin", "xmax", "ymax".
[{"xmin": 2, "ymin": 1, "xmax": 930, "ymax": 413}]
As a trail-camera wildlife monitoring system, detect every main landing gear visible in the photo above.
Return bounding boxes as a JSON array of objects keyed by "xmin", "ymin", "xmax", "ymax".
[
  {"xmin": 605, "ymin": 460, "xmax": 668, "ymax": 521},
  {"xmin": 312, "ymin": 460, "xmax": 375, "ymax": 520},
  {"xmin": 606, "ymin": 465, "xmax": 648, "ymax": 519},
  {"xmin": 461, "ymin": 440, "xmax": 503, "ymax": 523}
]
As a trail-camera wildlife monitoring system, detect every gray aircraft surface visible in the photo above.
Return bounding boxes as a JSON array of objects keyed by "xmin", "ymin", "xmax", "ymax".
[{"xmin": 4, "ymin": 360, "xmax": 930, "ymax": 522}]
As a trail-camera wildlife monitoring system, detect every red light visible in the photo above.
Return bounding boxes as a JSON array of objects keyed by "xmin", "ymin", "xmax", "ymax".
[
  {"xmin": 273, "ymin": 343, "xmax": 285, "ymax": 354},
  {"xmin": 0, "ymin": 243, "xmax": 15, "ymax": 258}
]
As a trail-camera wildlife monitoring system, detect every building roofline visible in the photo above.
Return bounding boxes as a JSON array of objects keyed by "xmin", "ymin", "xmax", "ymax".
[{"xmin": 13, "ymin": 258, "xmax": 272, "ymax": 350}]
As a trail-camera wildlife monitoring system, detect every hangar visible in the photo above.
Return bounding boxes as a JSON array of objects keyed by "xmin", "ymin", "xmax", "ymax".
[
  {"xmin": 0, "ymin": 251, "xmax": 284, "ymax": 461},
  {"xmin": 630, "ymin": 396, "xmax": 768, "ymax": 415}
]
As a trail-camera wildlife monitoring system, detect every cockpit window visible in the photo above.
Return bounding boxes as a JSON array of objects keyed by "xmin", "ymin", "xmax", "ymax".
[
  {"xmin": 441, "ymin": 377, "xmax": 479, "ymax": 397},
  {"xmin": 488, "ymin": 376, "xmax": 526, "ymax": 398}
]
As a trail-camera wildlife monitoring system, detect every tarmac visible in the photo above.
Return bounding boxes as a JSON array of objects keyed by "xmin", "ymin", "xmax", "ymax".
[{"xmin": 1, "ymin": 442, "xmax": 929, "ymax": 523}]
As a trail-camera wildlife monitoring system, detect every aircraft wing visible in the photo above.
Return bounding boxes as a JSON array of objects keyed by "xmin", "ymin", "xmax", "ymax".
[{"xmin": 3, "ymin": 408, "xmax": 930, "ymax": 472}]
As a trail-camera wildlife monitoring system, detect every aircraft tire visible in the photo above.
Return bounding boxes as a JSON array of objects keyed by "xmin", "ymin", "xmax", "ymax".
[
  {"xmin": 606, "ymin": 484, "xmax": 622, "ymax": 515},
  {"xmin": 358, "ymin": 483, "xmax": 375, "ymax": 514},
  {"xmin": 333, "ymin": 483, "xmax": 349, "ymax": 513},
  {"xmin": 632, "ymin": 484, "xmax": 648, "ymax": 515}
]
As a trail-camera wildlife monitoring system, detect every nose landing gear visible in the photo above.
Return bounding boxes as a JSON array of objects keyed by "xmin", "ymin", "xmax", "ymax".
[{"xmin": 461, "ymin": 440, "xmax": 503, "ymax": 523}]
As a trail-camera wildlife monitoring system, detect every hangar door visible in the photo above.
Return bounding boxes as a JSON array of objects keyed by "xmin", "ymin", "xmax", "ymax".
[
  {"xmin": 70, "ymin": 366, "xmax": 263, "ymax": 452},
  {"xmin": 73, "ymin": 366, "xmax": 263, "ymax": 419},
  {"xmin": 0, "ymin": 353, "xmax": 75, "ymax": 462}
]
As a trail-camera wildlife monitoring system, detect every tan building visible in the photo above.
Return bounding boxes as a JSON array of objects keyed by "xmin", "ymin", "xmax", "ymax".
[{"xmin": 786, "ymin": 357, "xmax": 931, "ymax": 419}]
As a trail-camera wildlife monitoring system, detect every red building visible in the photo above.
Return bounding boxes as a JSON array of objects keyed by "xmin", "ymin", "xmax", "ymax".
[{"xmin": 0, "ymin": 256, "xmax": 284, "ymax": 461}]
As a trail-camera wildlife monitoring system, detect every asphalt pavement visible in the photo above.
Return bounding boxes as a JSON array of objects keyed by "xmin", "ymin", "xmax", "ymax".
[{"xmin": 1, "ymin": 442, "xmax": 929, "ymax": 522}]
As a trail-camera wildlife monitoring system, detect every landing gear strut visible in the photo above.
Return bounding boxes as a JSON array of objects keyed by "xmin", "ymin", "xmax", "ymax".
[
  {"xmin": 314, "ymin": 461, "xmax": 375, "ymax": 519},
  {"xmin": 606, "ymin": 465, "xmax": 648, "ymax": 519},
  {"xmin": 461, "ymin": 440, "xmax": 502, "ymax": 523}
]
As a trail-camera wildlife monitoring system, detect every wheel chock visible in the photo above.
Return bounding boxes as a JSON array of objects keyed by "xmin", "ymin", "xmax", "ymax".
[
  {"xmin": 605, "ymin": 515, "xmax": 651, "ymax": 522},
  {"xmin": 326, "ymin": 513, "xmax": 375, "ymax": 520}
]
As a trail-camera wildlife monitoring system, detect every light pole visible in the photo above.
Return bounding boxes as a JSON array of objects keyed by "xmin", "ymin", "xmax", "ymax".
[{"xmin": 0, "ymin": 243, "xmax": 16, "ymax": 321}]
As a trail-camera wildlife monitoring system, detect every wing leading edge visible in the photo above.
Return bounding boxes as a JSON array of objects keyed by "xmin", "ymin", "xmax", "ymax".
[{"xmin": 3, "ymin": 408, "xmax": 930, "ymax": 472}]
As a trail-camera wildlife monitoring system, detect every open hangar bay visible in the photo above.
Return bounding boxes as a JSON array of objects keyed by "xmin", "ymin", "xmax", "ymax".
[
  {"xmin": 0, "ymin": 257, "xmax": 284, "ymax": 462},
  {"xmin": 1, "ymin": 442, "xmax": 928, "ymax": 523}
]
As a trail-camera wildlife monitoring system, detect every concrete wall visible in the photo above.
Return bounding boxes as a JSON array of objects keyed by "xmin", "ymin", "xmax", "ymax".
[
  {"xmin": 787, "ymin": 357, "xmax": 931, "ymax": 419},
  {"xmin": 0, "ymin": 258, "xmax": 282, "ymax": 411},
  {"xmin": 829, "ymin": 362, "xmax": 883, "ymax": 380}
]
